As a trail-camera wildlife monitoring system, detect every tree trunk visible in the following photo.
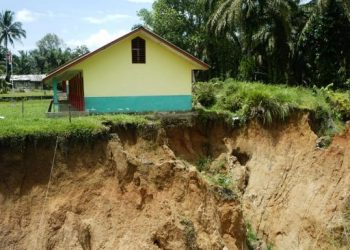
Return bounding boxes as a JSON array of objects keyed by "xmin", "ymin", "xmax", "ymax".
[{"xmin": 4, "ymin": 45, "xmax": 11, "ymax": 83}]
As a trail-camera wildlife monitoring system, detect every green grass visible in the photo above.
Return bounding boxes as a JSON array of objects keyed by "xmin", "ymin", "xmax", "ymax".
[
  {"xmin": 0, "ymin": 90, "xmax": 53, "ymax": 98},
  {"xmin": 194, "ymin": 79, "xmax": 350, "ymax": 135},
  {"xmin": 2, "ymin": 80, "xmax": 349, "ymax": 144},
  {"xmin": 196, "ymin": 156, "xmax": 212, "ymax": 172},
  {"xmin": 0, "ymin": 99, "xmax": 151, "ymax": 145},
  {"xmin": 246, "ymin": 223, "xmax": 259, "ymax": 248}
]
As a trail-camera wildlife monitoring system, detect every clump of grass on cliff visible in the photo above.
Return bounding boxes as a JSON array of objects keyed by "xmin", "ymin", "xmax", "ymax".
[
  {"xmin": 195, "ymin": 155, "xmax": 237, "ymax": 201},
  {"xmin": 180, "ymin": 219, "xmax": 198, "ymax": 250},
  {"xmin": 246, "ymin": 222, "xmax": 274, "ymax": 250},
  {"xmin": 193, "ymin": 79, "xmax": 350, "ymax": 135},
  {"xmin": 340, "ymin": 198, "xmax": 350, "ymax": 247}
]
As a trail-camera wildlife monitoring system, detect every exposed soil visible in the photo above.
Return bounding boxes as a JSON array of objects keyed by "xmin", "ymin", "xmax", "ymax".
[{"xmin": 0, "ymin": 113, "xmax": 349, "ymax": 250}]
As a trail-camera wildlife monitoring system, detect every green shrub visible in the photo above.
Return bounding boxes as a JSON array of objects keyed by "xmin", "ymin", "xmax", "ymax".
[
  {"xmin": 329, "ymin": 92, "xmax": 350, "ymax": 120},
  {"xmin": 238, "ymin": 56, "xmax": 256, "ymax": 81},
  {"xmin": 246, "ymin": 223, "xmax": 259, "ymax": 249},
  {"xmin": 204, "ymin": 172, "xmax": 237, "ymax": 199},
  {"xmin": 218, "ymin": 81, "xmax": 296, "ymax": 123},
  {"xmin": 180, "ymin": 219, "xmax": 198, "ymax": 250},
  {"xmin": 196, "ymin": 156, "xmax": 212, "ymax": 172},
  {"xmin": 193, "ymin": 79, "xmax": 347, "ymax": 135},
  {"xmin": 210, "ymin": 174, "xmax": 233, "ymax": 189},
  {"xmin": 193, "ymin": 82, "xmax": 217, "ymax": 108},
  {"xmin": 344, "ymin": 198, "xmax": 350, "ymax": 245}
]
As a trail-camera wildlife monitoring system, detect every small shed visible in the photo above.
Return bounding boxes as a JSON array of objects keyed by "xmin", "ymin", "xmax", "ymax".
[{"xmin": 43, "ymin": 27, "xmax": 209, "ymax": 113}]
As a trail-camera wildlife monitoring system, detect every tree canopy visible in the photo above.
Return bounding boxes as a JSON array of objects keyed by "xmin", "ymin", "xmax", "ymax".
[
  {"xmin": 2, "ymin": 2, "xmax": 350, "ymax": 89},
  {"xmin": 139, "ymin": 0, "xmax": 350, "ymax": 88},
  {"xmin": 0, "ymin": 10, "xmax": 26, "ymax": 50},
  {"xmin": 9, "ymin": 34, "xmax": 89, "ymax": 75},
  {"xmin": 0, "ymin": 10, "xmax": 26, "ymax": 82}
]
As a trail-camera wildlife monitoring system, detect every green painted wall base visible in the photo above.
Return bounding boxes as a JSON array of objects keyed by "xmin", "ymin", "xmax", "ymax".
[{"xmin": 84, "ymin": 95, "xmax": 192, "ymax": 113}]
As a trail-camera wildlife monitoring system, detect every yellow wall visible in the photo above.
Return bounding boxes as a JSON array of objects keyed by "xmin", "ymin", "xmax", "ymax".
[{"xmin": 70, "ymin": 32, "xmax": 201, "ymax": 97}]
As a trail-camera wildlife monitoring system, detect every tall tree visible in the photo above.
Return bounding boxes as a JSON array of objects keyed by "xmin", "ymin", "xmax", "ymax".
[
  {"xmin": 0, "ymin": 10, "xmax": 26, "ymax": 82},
  {"xmin": 0, "ymin": 46, "xmax": 6, "ymax": 91},
  {"xmin": 13, "ymin": 51, "xmax": 34, "ymax": 74},
  {"xmin": 297, "ymin": 0, "xmax": 350, "ymax": 87},
  {"xmin": 208, "ymin": 0, "xmax": 297, "ymax": 83},
  {"xmin": 138, "ymin": 0, "xmax": 241, "ymax": 79},
  {"xmin": 71, "ymin": 45, "xmax": 90, "ymax": 58},
  {"xmin": 30, "ymin": 34, "xmax": 89, "ymax": 74}
]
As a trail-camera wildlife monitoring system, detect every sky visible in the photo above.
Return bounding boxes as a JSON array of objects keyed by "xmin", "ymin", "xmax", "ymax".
[
  {"xmin": 2, "ymin": 0, "xmax": 311, "ymax": 54},
  {"xmin": 1, "ymin": 0, "xmax": 156, "ymax": 53}
]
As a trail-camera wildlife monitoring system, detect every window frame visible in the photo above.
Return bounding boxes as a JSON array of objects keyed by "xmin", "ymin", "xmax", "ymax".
[{"xmin": 131, "ymin": 37, "xmax": 146, "ymax": 64}]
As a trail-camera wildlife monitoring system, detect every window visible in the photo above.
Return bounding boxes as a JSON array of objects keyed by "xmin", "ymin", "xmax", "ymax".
[{"xmin": 132, "ymin": 37, "xmax": 146, "ymax": 64}]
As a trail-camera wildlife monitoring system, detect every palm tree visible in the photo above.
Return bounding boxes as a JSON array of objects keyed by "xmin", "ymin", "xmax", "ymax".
[
  {"xmin": 297, "ymin": 0, "xmax": 350, "ymax": 87},
  {"xmin": 208, "ymin": 0, "xmax": 297, "ymax": 83},
  {"xmin": 0, "ymin": 10, "xmax": 26, "ymax": 82},
  {"xmin": 319, "ymin": 0, "xmax": 350, "ymax": 20},
  {"xmin": 13, "ymin": 51, "xmax": 33, "ymax": 74},
  {"xmin": 301, "ymin": 0, "xmax": 350, "ymax": 32}
]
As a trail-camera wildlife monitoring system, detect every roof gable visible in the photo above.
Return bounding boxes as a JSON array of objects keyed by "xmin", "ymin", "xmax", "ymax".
[{"xmin": 44, "ymin": 27, "xmax": 209, "ymax": 82}]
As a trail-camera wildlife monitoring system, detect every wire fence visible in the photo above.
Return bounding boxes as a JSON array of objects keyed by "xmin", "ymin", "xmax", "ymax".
[{"xmin": 0, "ymin": 98, "xmax": 52, "ymax": 120}]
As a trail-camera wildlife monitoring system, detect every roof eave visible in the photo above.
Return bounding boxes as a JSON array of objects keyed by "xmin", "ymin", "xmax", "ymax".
[{"xmin": 43, "ymin": 26, "xmax": 210, "ymax": 82}]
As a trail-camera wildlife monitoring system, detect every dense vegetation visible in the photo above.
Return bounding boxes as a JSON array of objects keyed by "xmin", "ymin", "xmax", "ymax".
[
  {"xmin": 194, "ymin": 79, "xmax": 350, "ymax": 135},
  {"xmin": 1, "ymin": 1, "xmax": 349, "ymax": 90},
  {"xmin": 0, "ymin": 10, "xmax": 89, "ymax": 93},
  {"xmin": 0, "ymin": 10, "xmax": 26, "ymax": 82},
  {"xmin": 0, "ymin": 33, "xmax": 89, "ymax": 76},
  {"xmin": 138, "ymin": 0, "xmax": 350, "ymax": 87}
]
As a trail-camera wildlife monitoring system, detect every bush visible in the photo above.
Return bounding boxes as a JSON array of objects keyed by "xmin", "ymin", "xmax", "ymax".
[
  {"xmin": 210, "ymin": 174, "xmax": 233, "ymax": 189},
  {"xmin": 246, "ymin": 223, "xmax": 259, "ymax": 249},
  {"xmin": 196, "ymin": 156, "xmax": 212, "ymax": 172},
  {"xmin": 193, "ymin": 79, "xmax": 348, "ymax": 135},
  {"xmin": 238, "ymin": 56, "xmax": 257, "ymax": 81},
  {"xmin": 218, "ymin": 81, "xmax": 296, "ymax": 123},
  {"xmin": 193, "ymin": 82, "xmax": 217, "ymax": 108},
  {"xmin": 180, "ymin": 219, "xmax": 198, "ymax": 250},
  {"xmin": 329, "ymin": 92, "xmax": 350, "ymax": 121}
]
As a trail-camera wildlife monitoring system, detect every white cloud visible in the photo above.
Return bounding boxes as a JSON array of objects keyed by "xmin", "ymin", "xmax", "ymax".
[
  {"xmin": 16, "ymin": 9, "xmax": 37, "ymax": 23},
  {"xmin": 68, "ymin": 29, "xmax": 128, "ymax": 50},
  {"xmin": 84, "ymin": 14, "xmax": 130, "ymax": 24},
  {"xmin": 128, "ymin": 0, "xmax": 155, "ymax": 3},
  {"xmin": 15, "ymin": 9, "xmax": 56, "ymax": 23}
]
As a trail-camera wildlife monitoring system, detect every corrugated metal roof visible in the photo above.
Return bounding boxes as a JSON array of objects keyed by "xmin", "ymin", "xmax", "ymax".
[{"xmin": 0, "ymin": 74, "xmax": 46, "ymax": 82}]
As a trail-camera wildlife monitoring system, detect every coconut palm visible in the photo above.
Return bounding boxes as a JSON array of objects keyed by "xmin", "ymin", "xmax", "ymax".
[{"xmin": 0, "ymin": 10, "xmax": 26, "ymax": 82}]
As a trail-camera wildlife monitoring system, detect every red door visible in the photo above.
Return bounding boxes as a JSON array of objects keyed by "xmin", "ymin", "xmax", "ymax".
[{"xmin": 68, "ymin": 73, "xmax": 84, "ymax": 111}]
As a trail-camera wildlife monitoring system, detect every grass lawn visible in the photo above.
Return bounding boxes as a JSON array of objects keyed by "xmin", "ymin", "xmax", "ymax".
[
  {"xmin": 0, "ymin": 99, "xmax": 150, "ymax": 142},
  {"xmin": 0, "ymin": 90, "xmax": 53, "ymax": 98}
]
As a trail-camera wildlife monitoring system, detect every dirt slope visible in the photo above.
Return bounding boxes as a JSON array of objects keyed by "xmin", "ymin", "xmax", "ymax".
[
  {"xmin": 165, "ymin": 114, "xmax": 349, "ymax": 249},
  {"xmin": 232, "ymin": 116, "xmax": 350, "ymax": 249},
  {"xmin": 0, "ymin": 113, "xmax": 349, "ymax": 250},
  {"xmin": 0, "ymin": 133, "xmax": 245, "ymax": 250}
]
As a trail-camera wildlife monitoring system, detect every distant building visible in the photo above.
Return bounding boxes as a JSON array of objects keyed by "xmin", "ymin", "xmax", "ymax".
[
  {"xmin": 44, "ymin": 27, "xmax": 209, "ymax": 113},
  {"xmin": 0, "ymin": 75, "xmax": 46, "ymax": 90}
]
